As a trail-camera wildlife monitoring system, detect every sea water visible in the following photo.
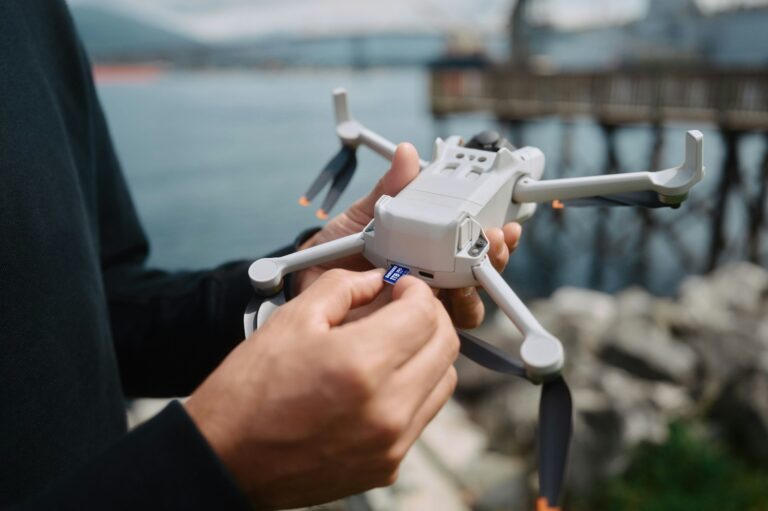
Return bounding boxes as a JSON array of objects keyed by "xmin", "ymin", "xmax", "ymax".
[{"xmin": 97, "ymin": 67, "xmax": 764, "ymax": 297}]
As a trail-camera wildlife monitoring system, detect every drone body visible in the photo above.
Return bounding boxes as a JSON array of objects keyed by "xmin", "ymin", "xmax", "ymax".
[
  {"xmin": 245, "ymin": 88, "xmax": 705, "ymax": 510},
  {"xmin": 363, "ymin": 135, "xmax": 543, "ymax": 289}
]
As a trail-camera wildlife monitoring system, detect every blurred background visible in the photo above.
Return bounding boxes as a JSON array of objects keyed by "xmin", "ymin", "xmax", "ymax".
[{"xmin": 66, "ymin": 0, "xmax": 768, "ymax": 509}]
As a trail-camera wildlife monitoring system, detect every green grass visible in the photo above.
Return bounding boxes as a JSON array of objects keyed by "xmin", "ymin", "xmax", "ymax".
[{"xmin": 569, "ymin": 422, "xmax": 768, "ymax": 511}]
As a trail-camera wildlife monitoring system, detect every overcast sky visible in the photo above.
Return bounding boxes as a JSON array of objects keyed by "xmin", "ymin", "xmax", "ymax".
[{"xmin": 67, "ymin": 0, "xmax": 768, "ymax": 41}]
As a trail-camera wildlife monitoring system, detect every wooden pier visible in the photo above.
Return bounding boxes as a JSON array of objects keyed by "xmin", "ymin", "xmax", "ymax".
[
  {"xmin": 429, "ymin": 65, "xmax": 768, "ymax": 294},
  {"xmin": 431, "ymin": 67, "xmax": 768, "ymax": 131}
]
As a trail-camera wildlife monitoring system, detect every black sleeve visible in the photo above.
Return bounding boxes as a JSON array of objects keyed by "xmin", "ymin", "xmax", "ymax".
[
  {"xmin": 77, "ymin": 24, "xmax": 303, "ymax": 397},
  {"xmin": 103, "ymin": 257, "xmax": 284, "ymax": 398},
  {"xmin": 16, "ymin": 401, "xmax": 252, "ymax": 511},
  {"xmin": 90, "ymin": 79, "xmax": 297, "ymax": 397},
  {"xmin": 0, "ymin": 2, "xmax": 267, "ymax": 508},
  {"xmin": 104, "ymin": 221, "xmax": 321, "ymax": 397}
]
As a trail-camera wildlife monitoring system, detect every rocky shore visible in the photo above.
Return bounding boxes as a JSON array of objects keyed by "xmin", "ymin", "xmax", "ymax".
[{"xmin": 302, "ymin": 262, "xmax": 768, "ymax": 510}]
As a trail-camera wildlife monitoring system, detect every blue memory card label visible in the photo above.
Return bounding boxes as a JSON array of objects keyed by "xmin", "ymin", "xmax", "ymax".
[{"xmin": 383, "ymin": 264, "xmax": 410, "ymax": 285}]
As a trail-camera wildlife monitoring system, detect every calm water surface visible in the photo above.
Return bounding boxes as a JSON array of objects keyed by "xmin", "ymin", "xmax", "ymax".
[{"xmin": 97, "ymin": 68, "xmax": 762, "ymax": 296}]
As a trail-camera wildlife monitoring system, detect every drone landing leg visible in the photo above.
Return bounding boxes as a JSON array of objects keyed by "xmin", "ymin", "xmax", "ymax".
[{"xmin": 472, "ymin": 258, "xmax": 564, "ymax": 381}]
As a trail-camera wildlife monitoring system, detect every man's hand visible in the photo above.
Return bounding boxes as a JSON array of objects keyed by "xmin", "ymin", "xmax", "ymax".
[
  {"xmin": 185, "ymin": 269, "xmax": 459, "ymax": 509},
  {"xmin": 294, "ymin": 143, "xmax": 522, "ymax": 329}
]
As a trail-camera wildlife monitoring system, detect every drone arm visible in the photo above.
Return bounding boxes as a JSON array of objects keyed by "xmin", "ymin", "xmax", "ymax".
[
  {"xmin": 473, "ymin": 258, "xmax": 542, "ymax": 334},
  {"xmin": 359, "ymin": 125, "xmax": 401, "ymax": 162},
  {"xmin": 333, "ymin": 88, "xmax": 429, "ymax": 169},
  {"xmin": 512, "ymin": 130, "xmax": 704, "ymax": 205},
  {"xmin": 248, "ymin": 232, "xmax": 365, "ymax": 293},
  {"xmin": 472, "ymin": 258, "xmax": 564, "ymax": 380},
  {"xmin": 513, "ymin": 171, "xmax": 657, "ymax": 202}
]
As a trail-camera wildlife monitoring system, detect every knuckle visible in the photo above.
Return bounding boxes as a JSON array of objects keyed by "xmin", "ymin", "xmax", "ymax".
[
  {"xmin": 434, "ymin": 300, "xmax": 454, "ymax": 328},
  {"xmin": 434, "ymin": 296, "xmax": 450, "ymax": 318},
  {"xmin": 462, "ymin": 316, "xmax": 482, "ymax": 330},
  {"xmin": 296, "ymin": 295, "xmax": 322, "ymax": 319},
  {"xmin": 371, "ymin": 415, "xmax": 407, "ymax": 446},
  {"xmin": 321, "ymin": 268, "xmax": 350, "ymax": 284},
  {"xmin": 384, "ymin": 465, "xmax": 401, "ymax": 485},
  {"xmin": 416, "ymin": 297, "xmax": 439, "ymax": 325},
  {"xmin": 453, "ymin": 297, "xmax": 485, "ymax": 329},
  {"xmin": 382, "ymin": 443, "xmax": 407, "ymax": 470},
  {"xmin": 446, "ymin": 366, "xmax": 459, "ymax": 393},
  {"xmin": 446, "ymin": 331, "xmax": 461, "ymax": 362},
  {"xmin": 401, "ymin": 275, "xmax": 428, "ymax": 295},
  {"xmin": 399, "ymin": 296, "xmax": 435, "ymax": 329},
  {"xmin": 426, "ymin": 301, "xmax": 441, "ymax": 327},
  {"xmin": 471, "ymin": 307, "xmax": 486, "ymax": 328},
  {"xmin": 328, "ymin": 361, "xmax": 374, "ymax": 402},
  {"xmin": 413, "ymin": 277, "xmax": 434, "ymax": 295},
  {"xmin": 375, "ymin": 468, "xmax": 400, "ymax": 488}
]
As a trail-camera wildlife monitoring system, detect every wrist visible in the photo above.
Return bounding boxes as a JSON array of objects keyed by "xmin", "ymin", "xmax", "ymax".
[
  {"xmin": 184, "ymin": 396, "xmax": 238, "ymax": 479},
  {"xmin": 183, "ymin": 398, "xmax": 220, "ymax": 447},
  {"xmin": 184, "ymin": 396, "xmax": 270, "ymax": 508}
]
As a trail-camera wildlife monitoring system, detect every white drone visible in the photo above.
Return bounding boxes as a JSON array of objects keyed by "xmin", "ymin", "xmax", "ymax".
[{"xmin": 244, "ymin": 88, "xmax": 705, "ymax": 510}]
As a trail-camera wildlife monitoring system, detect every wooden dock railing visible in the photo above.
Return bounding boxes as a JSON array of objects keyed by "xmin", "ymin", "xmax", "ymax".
[
  {"xmin": 431, "ymin": 67, "xmax": 768, "ymax": 131},
  {"xmin": 429, "ymin": 65, "xmax": 768, "ymax": 293}
]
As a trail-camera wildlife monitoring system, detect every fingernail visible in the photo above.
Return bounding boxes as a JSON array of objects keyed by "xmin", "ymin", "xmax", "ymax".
[{"xmin": 461, "ymin": 287, "xmax": 474, "ymax": 297}]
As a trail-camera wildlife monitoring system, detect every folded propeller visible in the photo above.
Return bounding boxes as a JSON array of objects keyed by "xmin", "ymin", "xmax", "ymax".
[
  {"xmin": 558, "ymin": 189, "xmax": 679, "ymax": 209},
  {"xmin": 300, "ymin": 145, "xmax": 358, "ymax": 219},
  {"xmin": 458, "ymin": 330, "xmax": 572, "ymax": 511},
  {"xmin": 299, "ymin": 88, "xmax": 429, "ymax": 219}
]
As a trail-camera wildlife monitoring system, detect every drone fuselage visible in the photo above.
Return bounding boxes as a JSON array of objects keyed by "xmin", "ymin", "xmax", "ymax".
[{"xmin": 363, "ymin": 136, "xmax": 545, "ymax": 289}]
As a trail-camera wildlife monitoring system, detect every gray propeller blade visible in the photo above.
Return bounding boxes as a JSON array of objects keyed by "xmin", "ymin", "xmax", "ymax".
[
  {"xmin": 560, "ymin": 190, "xmax": 676, "ymax": 209},
  {"xmin": 458, "ymin": 329, "xmax": 572, "ymax": 509},
  {"xmin": 300, "ymin": 145, "xmax": 357, "ymax": 207},
  {"xmin": 457, "ymin": 330, "xmax": 527, "ymax": 378},
  {"xmin": 537, "ymin": 376, "xmax": 572, "ymax": 510},
  {"xmin": 317, "ymin": 151, "xmax": 357, "ymax": 219}
]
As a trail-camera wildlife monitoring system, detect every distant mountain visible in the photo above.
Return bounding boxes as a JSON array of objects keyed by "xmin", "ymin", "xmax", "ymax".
[
  {"xmin": 69, "ymin": 4, "xmax": 206, "ymax": 61},
  {"xmin": 68, "ymin": 0, "xmax": 510, "ymax": 42},
  {"xmin": 66, "ymin": 2, "xmax": 506, "ymax": 67}
]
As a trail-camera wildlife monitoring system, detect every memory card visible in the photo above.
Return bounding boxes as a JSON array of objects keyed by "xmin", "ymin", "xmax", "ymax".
[{"xmin": 383, "ymin": 264, "xmax": 410, "ymax": 285}]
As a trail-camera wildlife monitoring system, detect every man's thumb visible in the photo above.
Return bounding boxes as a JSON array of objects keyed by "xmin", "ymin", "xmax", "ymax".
[
  {"xmin": 355, "ymin": 143, "xmax": 420, "ymax": 218},
  {"xmin": 300, "ymin": 268, "xmax": 386, "ymax": 326}
]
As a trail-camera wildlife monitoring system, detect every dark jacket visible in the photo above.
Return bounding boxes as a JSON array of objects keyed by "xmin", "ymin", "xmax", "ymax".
[{"xmin": 0, "ymin": 1, "xmax": 280, "ymax": 508}]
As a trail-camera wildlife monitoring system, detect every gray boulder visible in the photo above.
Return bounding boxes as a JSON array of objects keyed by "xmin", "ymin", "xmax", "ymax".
[
  {"xmin": 534, "ymin": 287, "xmax": 617, "ymax": 352},
  {"xmin": 677, "ymin": 262, "xmax": 768, "ymax": 334},
  {"xmin": 599, "ymin": 319, "xmax": 697, "ymax": 384}
]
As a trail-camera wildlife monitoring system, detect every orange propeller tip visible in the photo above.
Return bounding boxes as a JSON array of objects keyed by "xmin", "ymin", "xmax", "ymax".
[
  {"xmin": 315, "ymin": 209, "xmax": 329, "ymax": 220},
  {"xmin": 536, "ymin": 497, "xmax": 560, "ymax": 511},
  {"xmin": 298, "ymin": 196, "xmax": 310, "ymax": 207},
  {"xmin": 552, "ymin": 199, "xmax": 565, "ymax": 210}
]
